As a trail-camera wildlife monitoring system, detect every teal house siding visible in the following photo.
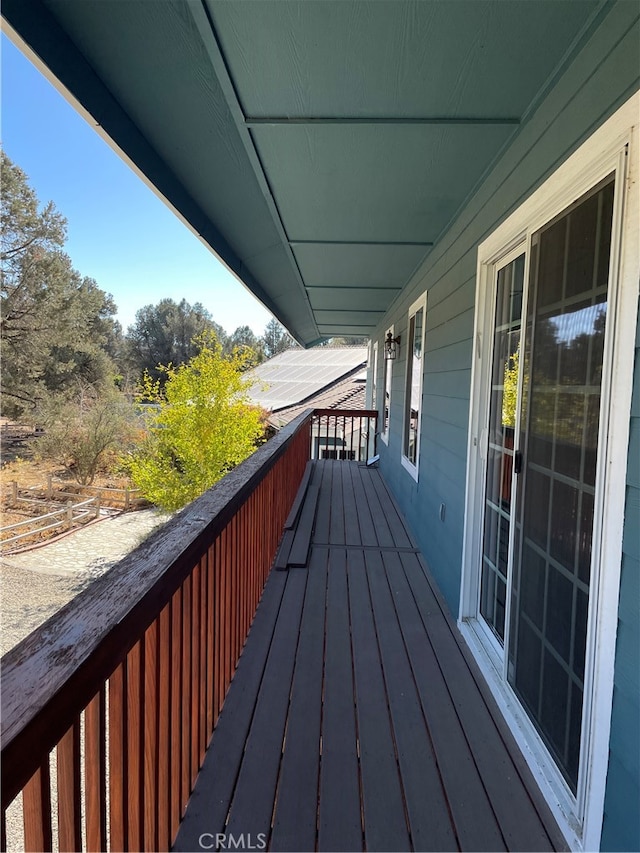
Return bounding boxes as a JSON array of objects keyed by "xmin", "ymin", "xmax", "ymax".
[
  {"xmin": 373, "ymin": 2, "xmax": 639, "ymax": 848},
  {"xmin": 377, "ymin": 0, "xmax": 639, "ymax": 611},
  {"xmin": 601, "ymin": 363, "xmax": 640, "ymax": 850}
]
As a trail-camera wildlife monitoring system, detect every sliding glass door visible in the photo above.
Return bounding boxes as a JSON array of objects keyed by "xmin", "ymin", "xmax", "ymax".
[{"xmin": 478, "ymin": 177, "xmax": 615, "ymax": 792}]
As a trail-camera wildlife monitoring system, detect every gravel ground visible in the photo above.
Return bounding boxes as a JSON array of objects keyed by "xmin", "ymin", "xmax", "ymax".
[
  {"xmin": 1, "ymin": 508, "xmax": 171, "ymax": 851},
  {"xmin": 1, "ymin": 508, "xmax": 170, "ymax": 657}
]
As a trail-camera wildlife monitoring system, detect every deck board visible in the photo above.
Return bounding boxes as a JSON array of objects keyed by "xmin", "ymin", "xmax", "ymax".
[
  {"xmin": 313, "ymin": 460, "xmax": 333, "ymax": 545},
  {"xmin": 270, "ymin": 549, "xmax": 328, "ymax": 852},
  {"xmin": 385, "ymin": 551, "xmax": 507, "ymax": 852},
  {"xmin": 317, "ymin": 548, "xmax": 362, "ymax": 852},
  {"xmin": 287, "ymin": 483, "xmax": 319, "ymax": 567},
  {"xmin": 359, "ymin": 465, "xmax": 396, "ymax": 548},
  {"xmin": 174, "ymin": 461, "xmax": 563, "ymax": 853},
  {"xmin": 327, "ymin": 464, "xmax": 346, "ymax": 546},
  {"xmin": 366, "ymin": 549, "xmax": 459, "ymax": 851},
  {"xmin": 223, "ymin": 568, "xmax": 307, "ymax": 841},
  {"xmin": 341, "ymin": 466, "xmax": 363, "ymax": 547},
  {"xmin": 370, "ymin": 470, "xmax": 414, "ymax": 549},
  {"xmin": 350, "ymin": 464, "xmax": 378, "ymax": 546},
  {"xmin": 172, "ymin": 570, "xmax": 288, "ymax": 852},
  {"xmin": 400, "ymin": 552, "xmax": 563, "ymax": 851},
  {"xmin": 347, "ymin": 548, "xmax": 410, "ymax": 851}
]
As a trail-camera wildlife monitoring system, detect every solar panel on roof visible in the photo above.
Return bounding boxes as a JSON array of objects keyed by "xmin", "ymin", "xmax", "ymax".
[{"xmin": 246, "ymin": 347, "xmax": 368, "ymax": 410}]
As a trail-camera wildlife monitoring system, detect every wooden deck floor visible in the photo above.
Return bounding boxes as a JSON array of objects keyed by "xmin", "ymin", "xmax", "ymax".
[{"xmin": 174, "ymin": 461, "xmax": 566, "ymax": 852}]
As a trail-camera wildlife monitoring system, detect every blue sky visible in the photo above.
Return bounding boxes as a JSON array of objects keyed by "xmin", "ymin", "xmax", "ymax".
[{"xmin": 1, "ymin": 33, "xmax": 273, "ymax": 336}]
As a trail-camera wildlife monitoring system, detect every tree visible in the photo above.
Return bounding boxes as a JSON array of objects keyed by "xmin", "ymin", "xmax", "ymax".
[
  {"xmin": 35, "ymin": 385, "xmax": 136, "ymax": 485},
  {"xmin": 1, "ymin": 151, "xmax": 119, "ymax": 416},
  {"xmin": 127, "ymin": 333, "xmax": 266, "ymax": 511},
  {"xmin": 260, "ymin": 318, "xmax": 298, "ymax": 359},
  {"xmin": 225, "ymin": 325, "xmax": 265, "ymax": 368},
  {"xmin": 320, "ymin": 336, "xmax": 369, "ymax": 346},
  {"xmin": 124, "ymin": 297, "xmax": 227, "ymax": 383}
]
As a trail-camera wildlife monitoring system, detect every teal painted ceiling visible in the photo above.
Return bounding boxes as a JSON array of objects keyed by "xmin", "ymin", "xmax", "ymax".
[{"xmin": 3, "ymin": 0, "xmax": 604, "ymax": 344}]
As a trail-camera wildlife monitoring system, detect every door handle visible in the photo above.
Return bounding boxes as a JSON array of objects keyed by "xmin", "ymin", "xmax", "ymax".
[{"xmin": 514, "ymin": 450, "xmax": 523, "ymax": 475}]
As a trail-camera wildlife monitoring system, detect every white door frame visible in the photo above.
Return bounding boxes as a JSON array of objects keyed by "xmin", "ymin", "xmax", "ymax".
[{"xmin": 459, "ymin": 93, "xmax": 639, "ymax": 851}]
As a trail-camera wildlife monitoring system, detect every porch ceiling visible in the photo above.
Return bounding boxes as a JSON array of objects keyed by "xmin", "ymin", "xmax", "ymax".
[{"xmin": 3, "ymin": 0, "xmax": 603, "ymax": 344}]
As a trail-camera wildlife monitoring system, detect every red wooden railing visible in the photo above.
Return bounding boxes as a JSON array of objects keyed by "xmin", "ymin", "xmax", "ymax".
[
  {"xmin": 1, "ymin": 411, "xmax": 311, "ymax": 852},
  {"xmin": 1, "ymin": 407, "xmax": 377, "ymax": 852}
]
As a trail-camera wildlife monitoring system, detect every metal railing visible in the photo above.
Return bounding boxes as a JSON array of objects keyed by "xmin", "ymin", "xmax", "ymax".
[
  {"xmin": 0, "ymin": 407, "xmax": 377, "ymax": 851},
  {"xmin": 311, "ymin": 408, "xmax": 378, "ymax": 462}
]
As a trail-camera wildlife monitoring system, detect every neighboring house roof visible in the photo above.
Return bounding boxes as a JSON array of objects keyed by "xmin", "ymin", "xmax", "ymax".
[
  {"xmin": 246, "ymin": 347, "xmax": 368, "ymax": 427},
  {"xmin": 269, "ymin": 370, "xmax": 367, "ymax": 429}
]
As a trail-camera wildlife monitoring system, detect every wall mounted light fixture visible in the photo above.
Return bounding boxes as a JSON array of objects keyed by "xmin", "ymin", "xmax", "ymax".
[{"xmin": 384, "ymin": 330, "xmax": 401, "ymax": 360}]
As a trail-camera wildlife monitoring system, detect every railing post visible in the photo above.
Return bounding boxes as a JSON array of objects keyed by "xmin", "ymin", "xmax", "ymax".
[
  {"xmin": 11, "ymin": 481, "xmax": 17, "ymax": 507},
  {"xmin": 94, "ymin": 498, "xmax": 101, "ymax": 519},
  {"xmin": 47, "ymin": 474, "xmax": 52, "ymax": 500},
  {"xmin": 125, "ymin": 488, "xmax": 130, "ymax": 510},
  {"xmin": 66, "ymin": 500, "xmax": 73, "ymax": 527}
]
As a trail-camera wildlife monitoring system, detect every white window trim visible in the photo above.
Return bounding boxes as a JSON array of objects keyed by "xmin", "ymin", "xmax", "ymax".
[
  {"xmin": 380, "ymin": 326, "xmax": 394, "ymax": 445},
  {"xmin": 459, "ymin": 92, "xmax": 639, "ymax": 852},
  {"xmin": 401, "ymin": 292, "xmax": 427, "ymax": 481}
]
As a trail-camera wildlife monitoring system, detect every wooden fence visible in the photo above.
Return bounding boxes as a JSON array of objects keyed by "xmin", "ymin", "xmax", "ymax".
[
  {"xmin": 0, "ymin": 497, "xmax": 100, "ymax": 547},
  {"xmin": 7, "ymin": 477, "xmax": 145, "ymax": 510}
]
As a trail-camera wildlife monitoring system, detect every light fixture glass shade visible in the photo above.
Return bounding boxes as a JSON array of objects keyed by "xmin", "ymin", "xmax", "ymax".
[{"xmin": 385, "ymin": 331, "xmax": 399, "ymax": 359}]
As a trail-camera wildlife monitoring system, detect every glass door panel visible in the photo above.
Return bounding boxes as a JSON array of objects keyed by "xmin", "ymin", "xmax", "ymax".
[
  {"xmin": 508, "ymin": 177, "xmax": 615, "ymax": 792},
  {"xmin": 479, "ymin": 254, "xmax": 524, "ymax": 643}
]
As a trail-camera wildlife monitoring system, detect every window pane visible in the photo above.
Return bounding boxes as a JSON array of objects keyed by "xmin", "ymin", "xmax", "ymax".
[
  {"xmin": 371, "ymin": 344, "xmax": 378, "ymax": 408},
  {"xmin": 382, "ymin": 331, "xmax": 393, "ymax": 434},
  {"xmin": 403, "ymin": 306, "xmax": 424, "ymax": 466},
  {"xmin": 479, "ymin": 254, "xmax": 524, "ymax": 643}
]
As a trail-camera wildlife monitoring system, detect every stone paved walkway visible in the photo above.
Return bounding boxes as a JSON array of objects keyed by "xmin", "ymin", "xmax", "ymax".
[{"xmin": 0, "ymin": 508, "xmax": 171, "ymax": 656}]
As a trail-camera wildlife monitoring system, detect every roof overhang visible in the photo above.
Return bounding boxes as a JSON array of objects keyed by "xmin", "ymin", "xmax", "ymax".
[{"xmin": 2, "ymin": 0, "xmax": 609, "ymax": 345}]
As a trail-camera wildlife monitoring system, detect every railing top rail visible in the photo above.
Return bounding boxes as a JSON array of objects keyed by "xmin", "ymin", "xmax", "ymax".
[
  {"xmin": 1, "ymin": 409, "xmax": 313, "ymax": 806},
  {"xmin": 312, "ymin": 408, "xmax": 378, "ymax": 418}
]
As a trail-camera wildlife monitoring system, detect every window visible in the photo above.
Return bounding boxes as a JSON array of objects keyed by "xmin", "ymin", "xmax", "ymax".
[
  {"xmin": 460, "ymin": 96, "xmax": 638, "ymax": 850},
  {"xmin": 380, "ymin": 326, "xmax": 393, "ymax": 444},
  {"xmin": 371, "ymin": 341, "xmax": 378, "ymax": 409},
  {"xmin": 402, "ymin": 293, "xmax": 427, "ymax": 478}
]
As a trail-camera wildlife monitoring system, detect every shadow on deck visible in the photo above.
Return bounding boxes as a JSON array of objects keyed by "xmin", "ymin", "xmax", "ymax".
[{"xmin": 174, "ymin": 461, "xmax": 566, "ymax": 852}]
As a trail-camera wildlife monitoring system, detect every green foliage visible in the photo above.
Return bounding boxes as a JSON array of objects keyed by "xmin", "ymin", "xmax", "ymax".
[
  {"xmin": 224, "ymin": 325, "xmax": 265, "ymax": 368},
  {"xmin": 1, "ymin": 151, "xmax": 120, "ymax": 416},
  {"xmin": 35, "ymin": 386, "xmax": 136, "ymax": 485},
  {"xmin": 127, "ymin": 333, "xmax": 265, "ymax": 511},
  {"xmin": 122, "ymin": 303, "xmax": 300, "ymax": 384},
  {"xmin": 261, "ymin": 318, "xmax": 298, "ymax": 359},
  {"xmin": 124, "ymin": 297, "xmax": 226, "ymax": 383},
  {"xmin": 502, "ymin": 344, "xmax": 519, "ymax": 428}
]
